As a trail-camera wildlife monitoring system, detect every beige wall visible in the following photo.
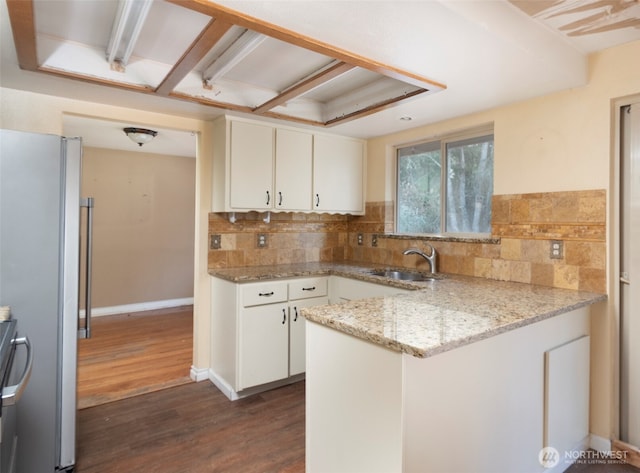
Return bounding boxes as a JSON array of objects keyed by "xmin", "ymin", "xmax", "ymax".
[
  {"xmin": 365, "ymin": 39, "xmax": 640, "ymax": 443},
  {"xmin": 82, "ymin": 146, "xmax": 195, "ymax": 308},
  {"xmin": 367, "ymin": 39, "xmax": 640, "ymax": 200},
  {"xmin": 0, "ymin": 87, "xmax": 212, "ymax": 370}
]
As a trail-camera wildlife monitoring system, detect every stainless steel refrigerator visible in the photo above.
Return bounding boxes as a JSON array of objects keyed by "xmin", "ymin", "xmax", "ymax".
[{"xmin": 0, "ymin": 129, "xmax": 93, "ymax": 472}]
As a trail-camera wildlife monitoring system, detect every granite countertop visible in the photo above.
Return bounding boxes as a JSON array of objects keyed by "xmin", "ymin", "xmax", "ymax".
[{"xmin": 209, "ymin": 262, "xmax": 607, "ymax": 358}]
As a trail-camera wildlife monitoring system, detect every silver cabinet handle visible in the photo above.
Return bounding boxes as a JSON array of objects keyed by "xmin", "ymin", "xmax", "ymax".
[
  {"xmin": 282, "ymin": 308, "xmax": 287, "ymax": 325},
  {"xmin": 302, "ymin": 286, "xmax": 316, "ymax": 292},
  {"xmin": 315, "ymin": 193, "xmax": 320, "ymax": 207},
  {"xmin": 294, "ymin": 307, "xmax": 299, "ymax": 322},
  {"xmin": 259, "ymin": 291, "xmax": 274, "ymax": 297},
  {"xmin": 2, "ymin": 336, "xmax": 33, "ymax": 406},
  {"xmin": 278, "ymin": 191, "xmax": 283, "ymax": 206},
  {"xmin": 266, "ymin": 190, "xmax": 270, "ymax": 205}
]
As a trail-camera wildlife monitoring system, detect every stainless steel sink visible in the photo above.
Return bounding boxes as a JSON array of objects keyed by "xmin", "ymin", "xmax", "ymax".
[{"xmin": 368, "ymin": 269, "xmax": 440, "ymax": 281}]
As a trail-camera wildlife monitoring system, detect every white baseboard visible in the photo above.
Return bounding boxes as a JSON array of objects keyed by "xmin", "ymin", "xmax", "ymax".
[
  {"xmin": 80, "ymin": 297, "xmax": 193, "ymax": 318},
  {"xmin": 589, "ymin": 434, "xmax": 612, "ymax": 453},
  {"xmin": 190, "ymin": 366, "xmax": 209, "ymax": 382},
  {"xmin": 208, "ymin": 369, "xmax": 305, "ymax": 401},
  {"xmin": 208, "ymin": 369, "xmax": 240, "ymax": 400}
]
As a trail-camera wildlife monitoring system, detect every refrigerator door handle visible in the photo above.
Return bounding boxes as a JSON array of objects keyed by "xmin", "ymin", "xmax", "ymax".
[{"xmin": 79, "ymin": 197, "xmax": 94, "ymax": 339}]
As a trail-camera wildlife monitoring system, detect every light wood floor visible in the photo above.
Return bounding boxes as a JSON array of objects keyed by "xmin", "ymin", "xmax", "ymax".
[{"xmin": 77, "ymin": 306, "xmax": 194, "ymax": 409}]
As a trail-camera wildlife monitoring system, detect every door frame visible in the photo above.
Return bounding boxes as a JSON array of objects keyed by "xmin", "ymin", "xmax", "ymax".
[{"xmin": 611, "ymin": 93, "xmax": 640, "ymax": 447}]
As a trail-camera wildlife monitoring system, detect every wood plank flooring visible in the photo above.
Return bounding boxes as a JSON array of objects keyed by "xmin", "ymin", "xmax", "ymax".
[
  {"xmin": 76, "ymin": 380, "xmax": 305, "ymax": 473},
  {"xmin": 75, "ymin": 307, "xmax": 638, "ymax": 472},
  {"xmin": 77, "ymin": 306, "xmax": 193, "ymax": 409}
]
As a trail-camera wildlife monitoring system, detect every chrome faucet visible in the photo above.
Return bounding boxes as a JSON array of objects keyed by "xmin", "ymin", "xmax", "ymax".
[{"xmin": 403, "ymin": 245, "xmax": 438, "ymax": 274}]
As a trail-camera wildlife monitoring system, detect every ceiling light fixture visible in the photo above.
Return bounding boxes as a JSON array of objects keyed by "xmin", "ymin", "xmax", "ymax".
[
  {"xmin": 123, "ymin": 127, "xmax": 157, "ymax": 147},
  {"xmin": 106, "ymin": 0, "xmax": 153, "ymax": 68}
]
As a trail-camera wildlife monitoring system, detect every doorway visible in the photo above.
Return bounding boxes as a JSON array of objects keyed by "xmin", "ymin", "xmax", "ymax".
[
  {"xmin": 620, "ymin": 100, "xmax": 640, "ymax": 447},
  {"xmin": 63, "ymin": 115, "xmax": 198, "ymax": 407}
]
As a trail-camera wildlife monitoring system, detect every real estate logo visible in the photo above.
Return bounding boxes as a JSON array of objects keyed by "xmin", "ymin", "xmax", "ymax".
[{"xmin": 539, "ymin": 446, "xmax": 560, "ymax": 468}]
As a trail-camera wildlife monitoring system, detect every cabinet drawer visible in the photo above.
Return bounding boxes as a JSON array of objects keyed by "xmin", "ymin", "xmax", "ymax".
[
  {"xmin": 289, "ymin": 277, "xmax": 328, "ymax": 300},
  {"xmin": 242, "ymin": 281, "xmax": 288, "ymax": 307}
]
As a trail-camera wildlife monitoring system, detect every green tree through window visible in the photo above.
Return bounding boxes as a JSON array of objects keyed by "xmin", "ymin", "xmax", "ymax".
[{"xmin": 397, "ymin": 132, "xmax": 493, "ymax": 235}]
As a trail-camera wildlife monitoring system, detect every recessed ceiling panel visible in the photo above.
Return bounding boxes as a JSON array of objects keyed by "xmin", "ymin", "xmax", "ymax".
[
  {"xmin": 223, "ymin": 36, "xmax": 334, "ymax": 92},
  {"xmin": 11, "ymin": 0, "xmax": 446, "ymax": 127},
  {"xmin": 34, "ymin": 0, "xmax": 117, "ymax": 48},
  {"xmin": 133, "ymin": 1, "xmax": 211, "ymax": 64}
]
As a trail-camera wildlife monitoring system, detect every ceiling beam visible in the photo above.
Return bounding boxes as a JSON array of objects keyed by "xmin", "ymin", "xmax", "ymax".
[
  {"xmin": 5, "ymin": 0, "xmax": 38, "ymax": 71},
  {"xmin": 253, "ymin": 61, "xmax": 355, "ymax": 114},
  {"xmin": 155, "ymin": 18, "xmax": 234, "ymax": 96},
  {"xmin": 323, "ymin": 88, "xmax": 428, "ymax": 126},
  {"xmin": 170, "ymin": 0, "xmax": 447, "ymax": 92}
]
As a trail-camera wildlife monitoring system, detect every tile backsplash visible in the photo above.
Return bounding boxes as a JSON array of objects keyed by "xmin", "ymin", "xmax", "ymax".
[
  {"xmin": 208, "ymin": 189, "xmax": 606, "ymax": 293},
  {"xmin": 208, "ymin": 211, "xmax": 348, "ymax": 268}
]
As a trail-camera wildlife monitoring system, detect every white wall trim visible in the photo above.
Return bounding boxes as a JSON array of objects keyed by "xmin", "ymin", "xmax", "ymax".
[
  {"xmin": 589, "ymin": 434, "xmax": 612, "ymax": 453},
  {"xmin": 80, "ymin": 297, "xmax": 193, "ymax": 317},
  {"xmin": 190, "ymin": 366, "xmax": 209, "ymax": 382},
  {"xmin": 209, "ymin": 369, "xmax": 240, "ymax": 400}
]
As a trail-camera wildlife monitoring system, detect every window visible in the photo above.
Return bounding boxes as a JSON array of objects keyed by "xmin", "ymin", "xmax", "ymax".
[{"xmin": 396, "ymin": 130, "xmax": 494, "ymax": 235}]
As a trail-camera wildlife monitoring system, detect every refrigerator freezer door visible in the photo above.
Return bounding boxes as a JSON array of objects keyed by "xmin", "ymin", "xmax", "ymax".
[{"xmin": 0, "ymin": 130, "xmax": 79, "ymax": 472}]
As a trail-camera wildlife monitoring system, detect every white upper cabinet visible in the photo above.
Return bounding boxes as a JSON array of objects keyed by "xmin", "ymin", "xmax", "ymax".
[
  {"xmin": 229, "ymin": 120, "xmax": 274, "ymax": 210},
  {"xmin": 313, "ymin": 134, "xmax": 365, "ymax": 214},
  {"xmin": 212, "ymin": 115, "xmax": 365, "ymax": 214},
  {"xmin": 275, "ymin": 128, "xmax": 313, "ymax": 211}
]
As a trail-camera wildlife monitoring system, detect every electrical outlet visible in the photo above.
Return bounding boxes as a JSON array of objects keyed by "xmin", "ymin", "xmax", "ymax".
[
  {"xmin": 210, "ymin": 234, "xmax": 221, "ymax": 250},
  {"xmin": 257, "ymin": 233, "xmax": 268, "ymax": 248},
  {"xmin": 357, "ymin": 233, "xmax": 363, "ymax": 246},
  {"xmin": 550, "ymin": 240, "xmax": 563, "ymax": 259},
  {"xmin": 372, "ymin": 234, "xmax": 378, "ymax": 247}
]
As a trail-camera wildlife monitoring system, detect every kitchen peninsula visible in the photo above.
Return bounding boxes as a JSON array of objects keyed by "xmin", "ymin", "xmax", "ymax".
[
  {"xmin": 209, "ymin": 263, "xmax": 605, "ymax": 472},
  {"xmin": 301, "ymin": 269, "xmax": 605, "ymax": 473}
]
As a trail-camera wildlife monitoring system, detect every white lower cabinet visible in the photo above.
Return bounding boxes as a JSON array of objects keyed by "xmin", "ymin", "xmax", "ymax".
[
  {"xmin": 289, "ymin": 296, "xmax": 328, "ymax": 376},
  {"xmin": 239, "ymin": 302, "xmax": 289, "ymax": 390},
  {"xmin": 210, "ymin": 275, "xmax": 328, "ymax": 399}
]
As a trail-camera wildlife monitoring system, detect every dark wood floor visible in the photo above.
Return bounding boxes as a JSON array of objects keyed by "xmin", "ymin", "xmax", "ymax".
[
  {"xmin": 76, "ymin": 380, "xmax": 305, "ymax": 473},
  {"xmin": 75, "ymin": 308, "xmax": 638, "ymax": 473},
  {"xmin": 77, "ymin": 306, "xmax": 193, "ymax": 408}
]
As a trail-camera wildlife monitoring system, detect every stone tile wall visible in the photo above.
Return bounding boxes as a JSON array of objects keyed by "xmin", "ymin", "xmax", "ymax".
[
  {"xmin": 347, "ymin": 189, "xmax": 606, "ymax": 293},
  {"xmin": 207, "ymin": 212, "xmax": 348, "ymax": 269},
  {"xmin": 208, "ymin": 189, "xmax": 606, "ymax": 293}
]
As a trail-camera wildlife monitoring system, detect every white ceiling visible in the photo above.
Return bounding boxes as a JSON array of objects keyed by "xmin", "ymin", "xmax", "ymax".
[
  {"xmin": 2, "ymin": 0, "xmax": 640, "ymax": 154},
  {"xmin": 63, "ymin": 115, "xmax": 198, "ymax": 158}
]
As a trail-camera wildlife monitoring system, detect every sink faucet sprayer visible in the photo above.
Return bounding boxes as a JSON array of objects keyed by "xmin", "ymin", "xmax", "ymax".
[{"xmin": 403, "ymin": 245, "xmax": 438, "ymax": 274}]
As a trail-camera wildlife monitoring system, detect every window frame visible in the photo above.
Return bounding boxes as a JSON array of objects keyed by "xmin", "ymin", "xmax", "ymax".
[{"xmin": 394, "ymin": 124, "xmax": 494, "ymax": 238}]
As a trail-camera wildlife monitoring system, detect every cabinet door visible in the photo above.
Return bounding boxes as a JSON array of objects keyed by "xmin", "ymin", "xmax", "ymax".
[
  {"xmin": 239, "ymin": 303, "xmax": 289, "ymax": 389},
  {"xmin": 313, "ymin": 135, "xmax": 364, "ymax": 213},
  {"xmin": 289, "ymin": 297, "xmax": 329, "ymax": 376},
  {"xmin": 229, "ymin": 121, "xmax": 274, "ymax": 210},
  {"xmin": 275, "ymin": 129, "xmax": 313, "ymax": 211}
]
